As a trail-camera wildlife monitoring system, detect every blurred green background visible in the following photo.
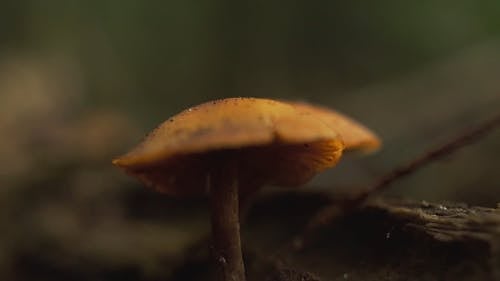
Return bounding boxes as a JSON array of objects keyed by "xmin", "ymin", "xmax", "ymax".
[{"xmin": 1, "ymin": 1, "xmax": 499, "ymax": 280}]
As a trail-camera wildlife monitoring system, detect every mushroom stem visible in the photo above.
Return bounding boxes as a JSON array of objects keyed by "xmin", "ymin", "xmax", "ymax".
[{"xmin": 210, "ymin": 163, "xmax": 246, "ymax": 281}]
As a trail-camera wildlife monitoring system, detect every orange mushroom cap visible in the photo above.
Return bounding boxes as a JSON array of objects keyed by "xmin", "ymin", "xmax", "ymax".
[
  {"xmin": 113, "ymin": 98, "xmax": 345, "ymax": 196},
  {"xmin": 290, "ymin": 101, "xmax": 381, "ymax": 153}
]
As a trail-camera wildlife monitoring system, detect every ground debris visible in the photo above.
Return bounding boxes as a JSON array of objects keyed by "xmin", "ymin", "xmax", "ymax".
[
  {"xmin": 373, "ymin": 198, "xmax": 500, "ymax": 242},
  {"xmin": 266, "ymin": 268, "xmax": 322, "ymax": 281},
  {"xmin": 166, "ymin": 192, "xmax": 500, "ymax": 280},
  {"xmin": 248, "ymin": 192, "xmax": 500, "ymax": 281}
]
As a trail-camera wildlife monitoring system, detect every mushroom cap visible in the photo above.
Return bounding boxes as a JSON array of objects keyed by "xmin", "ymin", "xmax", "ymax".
[
  {"xmin": 290, "ymin": 101, "xmax": 381, "ymax": 153},
  {"xmin": 113, "ymin": 98, "xmax": 344, "ymax": 196}
]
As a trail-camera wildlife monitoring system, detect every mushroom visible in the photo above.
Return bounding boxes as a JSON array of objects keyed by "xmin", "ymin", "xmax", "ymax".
[
  {"xmin": 112, "ymin": 97, "xmax": 380, "ymax": 281},
  {"xmin": 289, "ymin": 101, "xmax": 381, "ymax": 152}
]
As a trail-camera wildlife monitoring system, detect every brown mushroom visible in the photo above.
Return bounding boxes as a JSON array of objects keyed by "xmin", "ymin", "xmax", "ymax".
[
  {"xmin": 112, "ymin": 97, "xmax": 379, "ymax": 281},
  {"xmin": 289, "ymin": 101, "xmax": 381, "ymax": 152}
]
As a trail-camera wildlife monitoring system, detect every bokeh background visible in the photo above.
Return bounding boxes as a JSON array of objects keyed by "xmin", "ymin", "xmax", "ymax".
[{"xmin": 1, "ymin": 1, "xmax": 499, "ymax": 280}]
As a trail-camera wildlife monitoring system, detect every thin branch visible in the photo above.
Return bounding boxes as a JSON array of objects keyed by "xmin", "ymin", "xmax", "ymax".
[{"xmin": 353, "ymin": 111, "xmax": 500, "ymax": 205}]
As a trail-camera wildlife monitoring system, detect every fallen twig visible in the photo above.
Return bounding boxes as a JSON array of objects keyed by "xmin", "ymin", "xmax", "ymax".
[{"xmin": 356, "ymin": 111, "xmax": 500, "ymax": 204}]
